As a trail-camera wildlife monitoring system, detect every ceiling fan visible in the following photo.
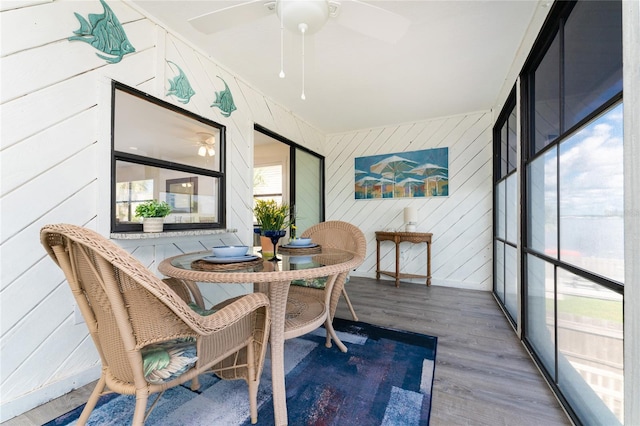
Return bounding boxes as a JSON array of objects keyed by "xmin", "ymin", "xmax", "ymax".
[
  {"xmin": 188, "ymin": 0, "xmax": 411, "ymax": 44},
  {"xmin": 189, "ymin": 0, "xmax": 410, "ymax": 99}
]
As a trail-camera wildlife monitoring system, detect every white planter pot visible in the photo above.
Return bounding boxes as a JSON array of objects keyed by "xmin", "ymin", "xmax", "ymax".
[{"xmin": 143, "ymin": 217, "xmax": 165, "ymax": 233}]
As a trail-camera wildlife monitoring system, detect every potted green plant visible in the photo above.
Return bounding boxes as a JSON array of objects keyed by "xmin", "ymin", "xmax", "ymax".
[
  {"xmin": 253, "ymin": 200, "xmax": 289, "ymax": 257},
  {"xmin": 135, "ymin": 200, "xmax": 172, "ymax": 232},
  {"xmin": 254, "ymin": 200, "xmax": 289, "ymax": 232}
]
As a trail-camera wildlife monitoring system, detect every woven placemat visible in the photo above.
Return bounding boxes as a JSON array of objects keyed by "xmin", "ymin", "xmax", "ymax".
[
  {"xmin": 191, "ymin": 257, "xmax": 264, "ymax": 271},
  {"xmin": 278, "ymin": 244, "xmax": 322, "ymax": 255}
]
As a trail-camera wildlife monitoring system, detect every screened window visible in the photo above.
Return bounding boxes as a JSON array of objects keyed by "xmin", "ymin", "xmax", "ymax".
[
  {"xmin": 112, "ymin": 83, "xmax": 225, "ymax": 232},
  {"xmin": 493, "ymin": 89, "xmax": 518, "ymax": 323},
  {"xmin": 521, "ymin": 1, "xmax": 624, "ymax": 424}
]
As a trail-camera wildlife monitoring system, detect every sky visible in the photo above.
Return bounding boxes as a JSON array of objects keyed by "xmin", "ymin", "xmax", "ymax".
[{"xmin": 549, "ymin": 103, "xmax": 624, "ymax": 217}]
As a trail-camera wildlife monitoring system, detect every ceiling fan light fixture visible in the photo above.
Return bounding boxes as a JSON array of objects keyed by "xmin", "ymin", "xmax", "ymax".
[
  {"xmin": 198, "ymin": 145, "xmax": 207, "ymax": 157},
  {"xmin": 276, "ymin": 0, "xmax": 330, "ymax": 35}
]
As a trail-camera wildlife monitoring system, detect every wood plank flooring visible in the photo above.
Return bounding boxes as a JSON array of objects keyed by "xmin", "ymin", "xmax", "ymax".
[
  {"xmin": 335, "ymin": 277, "xmax": 571, "ymax": 426},
  {"xmin": 3, "ymin": 277, "xmax": 571, "ymax": 425}
]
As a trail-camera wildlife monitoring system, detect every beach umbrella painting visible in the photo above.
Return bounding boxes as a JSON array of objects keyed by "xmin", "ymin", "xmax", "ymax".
[
  {"xmin": 370, "ymin": 155, "xmax": 418, "ymax": 196},
  {"xmin": 354, "ymin": 147, "xmax": 449, "ymax": 199}
]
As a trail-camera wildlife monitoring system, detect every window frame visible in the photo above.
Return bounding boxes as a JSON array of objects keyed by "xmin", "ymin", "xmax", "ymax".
[{"xmin": 110, "ymin": 82, "xmax": 226, "ymax": 233}]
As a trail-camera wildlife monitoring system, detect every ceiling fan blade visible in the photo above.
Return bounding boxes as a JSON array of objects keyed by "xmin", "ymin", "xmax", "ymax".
[
  {"xmin": 189, "ymin": 1, "xmax": 274, "ymax": 34},
  {"xmin": 334, "ymin": 0, "xmax": 410, "ymax": 43}
]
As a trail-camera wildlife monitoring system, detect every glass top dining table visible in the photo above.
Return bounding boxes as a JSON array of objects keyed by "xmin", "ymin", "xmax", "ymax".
[{"xmin": 158, "ymin": 247, "xmax": 362, "ymax": 426}]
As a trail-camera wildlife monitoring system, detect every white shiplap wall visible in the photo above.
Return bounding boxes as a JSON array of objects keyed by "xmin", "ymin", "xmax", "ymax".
[
  {"xmin": 325, "ymin": 112, "xmax": 493, "ymax": 290},
  {"xmin": 0, "ymin": 0, "xmax": 325, "ymax": 420}
]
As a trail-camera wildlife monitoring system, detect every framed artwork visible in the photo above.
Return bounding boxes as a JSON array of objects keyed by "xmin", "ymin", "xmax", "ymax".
[{"xmin": 355, "ymin": 147, "xmax": 448, "ymax": 199}]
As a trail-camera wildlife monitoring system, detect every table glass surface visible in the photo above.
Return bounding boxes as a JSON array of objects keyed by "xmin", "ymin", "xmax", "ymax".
[{"xmin": 168, "ymin": 248, "xmax": 354, "ymax": 273}]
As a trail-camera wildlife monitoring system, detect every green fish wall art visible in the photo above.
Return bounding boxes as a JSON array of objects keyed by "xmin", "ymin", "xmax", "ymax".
[
  {"xmin": 211, "ymin": 76, "xmax": 237, "ymax": 118},
  {"xmin": 166, "ymin": 61, "xmax": 195, "ymax": 104},
  {"xmin": 68, "ymin": 0, "xmax": 135, "ymax": 64}
]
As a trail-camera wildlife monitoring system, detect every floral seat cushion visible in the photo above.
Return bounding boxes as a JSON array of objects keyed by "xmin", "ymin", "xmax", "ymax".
[
  {"xmin": 141, "ymin": 338, "xmax": 197, "ymax": 384},
  {"xmin": 140, "ymin": 303, "xmax": 218, "ymax": 384},
  {"xmin": 290, "ymin": 274, "xmax": 350, "ymax": 289}
]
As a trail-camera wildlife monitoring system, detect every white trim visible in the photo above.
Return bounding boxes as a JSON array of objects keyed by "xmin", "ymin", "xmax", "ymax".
[{"xmin": 622, "ymin": 0, "xmax": 640, "ymax": 423}]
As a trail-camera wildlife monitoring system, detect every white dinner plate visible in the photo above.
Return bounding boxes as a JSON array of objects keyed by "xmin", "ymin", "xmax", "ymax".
[
  {"xmin": 201, "ymin": 255, "xmax": 259, "ymax": 264},
  {"xmin": 280, "ymin": 243, "xmax": 319, "ymax": 249}
]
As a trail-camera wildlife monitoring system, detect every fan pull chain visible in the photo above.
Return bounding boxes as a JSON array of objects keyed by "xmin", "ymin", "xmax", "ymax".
[
  {"xmin": 279, "ymin": 1, "xmax": 285, "ymax": 78},
  {"xmin": 299, "ymin": 23, "xmax": 307, "ymax": 100}
]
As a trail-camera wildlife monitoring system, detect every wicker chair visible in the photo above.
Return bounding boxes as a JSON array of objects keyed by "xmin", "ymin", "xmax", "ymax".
[
  {"xmin": 40, "ymin": 224, "xmax": 270, "ymax": 425},
  {"xmin": 288, "ymin": 221, "xmax": 366, "ymax": 348}
]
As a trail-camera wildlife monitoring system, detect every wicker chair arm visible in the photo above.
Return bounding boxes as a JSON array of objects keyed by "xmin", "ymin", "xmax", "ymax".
[{"xmin": 187, "ymin": 292, "xmax": 270, "ymax": 336}]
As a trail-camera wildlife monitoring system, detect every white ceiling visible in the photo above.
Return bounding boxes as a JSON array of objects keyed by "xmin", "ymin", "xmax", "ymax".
[{"xmin": 130, "ymin": 0, "xmax": 544, "ymax": 134}]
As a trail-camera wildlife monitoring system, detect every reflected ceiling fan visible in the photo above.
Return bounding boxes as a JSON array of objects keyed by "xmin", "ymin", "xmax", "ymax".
[
  {"xmin": 191, "ymin": 132, "xmax": 216, "ymax": 157},
  {"xmin": 189, "ymin": 0, "xmax": 410, "ymax": 99}
]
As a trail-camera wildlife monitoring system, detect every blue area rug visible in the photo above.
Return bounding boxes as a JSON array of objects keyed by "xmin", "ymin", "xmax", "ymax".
[{"xmin": 46, "ymin": 319, "xmax": 437, "ymax": 425}]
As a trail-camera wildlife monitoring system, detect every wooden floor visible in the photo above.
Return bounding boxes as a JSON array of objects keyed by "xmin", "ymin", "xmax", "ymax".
[{"xmin": 4, "ymin": 277, "xmax": 571, "ymax": 425}]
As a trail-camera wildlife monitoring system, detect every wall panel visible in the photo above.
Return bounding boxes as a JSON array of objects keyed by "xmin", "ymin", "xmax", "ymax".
[
  {"xmin": 1, "ymin": 108, "xmax": 98, "ymax": 196},
  {"xmin": 1, "ymin": 184, "xmax": 97, "ymax": 288},
  {"xmin": 325, "ymin": 112, "xmax": 493, "ymax": 290}
]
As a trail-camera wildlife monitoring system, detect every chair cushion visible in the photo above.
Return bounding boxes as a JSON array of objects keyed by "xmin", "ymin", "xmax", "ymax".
[
  {"xmin": 290, "ymin": 276, "xmax": 328, "ymax": 289},
  {"xmin": 290, "ymin": 275, "xmax": 350, "ymax": 290},
  {"xmin": 140, "ymin": 303, "xmax": 215, "ymax": 383},
  {"xmin": 141, "ymin": 338, "xmax": 197, "ymax": 384}
]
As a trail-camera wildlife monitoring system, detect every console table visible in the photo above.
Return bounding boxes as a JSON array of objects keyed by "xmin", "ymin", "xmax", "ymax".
[{"xmin": 375, "ymin": 231, "xmax": 432, "ymax": 287}]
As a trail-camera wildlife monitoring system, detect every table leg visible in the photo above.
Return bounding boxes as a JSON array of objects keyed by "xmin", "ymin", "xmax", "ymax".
[
  {"xmin": 268, "ymin": 281, "xmax": 291, "ymax": 426},
  {"xmin": 323, "ymin": 274, "xmax": 348, "ymax": 353},
  {"xmin": 395, "ymin": 241, "xmax": 400, "ymax": 287},
  {"xmin": 427, "ymin": 241, "xmax": 432, "ymax": 286},
  {"xmin": 376, "ymin": 239, "xmax": 381, "ymax": 279}
]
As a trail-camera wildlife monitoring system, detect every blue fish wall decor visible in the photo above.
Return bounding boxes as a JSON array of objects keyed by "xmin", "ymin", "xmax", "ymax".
[
  {"xmin": 69, "ymin": 0, "xmax": 135, "ymax": 64},
  {"xmin": 166, "ymin": 61, "xmax": 195, "ymax": 104},
  {"xmin": 211, "ymin": 76, "xmax": 237, "ymax": 118}
]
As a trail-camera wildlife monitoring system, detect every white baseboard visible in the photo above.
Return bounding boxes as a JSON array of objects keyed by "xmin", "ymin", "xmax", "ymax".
[{"xmin": 350, "ymin": 271, "xmax": 491, "ymax": 291}]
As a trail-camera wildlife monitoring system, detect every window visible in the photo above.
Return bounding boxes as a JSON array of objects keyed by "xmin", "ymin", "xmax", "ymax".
[
  {"xmin": 111, "ymin": 83, "xmax": 225, "ymax": 232},
  {"xmin": 520, "ymin": 1, "xmax": 624, "ymax": 424},
  {"xmin": 254, "ymin": 164, "xmax": 284, "ymax": 205}
]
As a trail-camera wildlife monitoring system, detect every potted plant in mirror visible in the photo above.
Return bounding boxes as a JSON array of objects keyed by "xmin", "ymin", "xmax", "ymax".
[
  {"xmin": 135, "ymin": 200, "xmax": 172, "ymax": 233},
  {"xmin": 253, "ymin": 200, "xmax": 289, "ymax": 260}
]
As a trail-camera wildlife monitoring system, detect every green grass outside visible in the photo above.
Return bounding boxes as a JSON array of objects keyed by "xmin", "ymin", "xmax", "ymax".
[{"xmin": 550, "ymin": 295, "xmax": 623, "ymax": 323}]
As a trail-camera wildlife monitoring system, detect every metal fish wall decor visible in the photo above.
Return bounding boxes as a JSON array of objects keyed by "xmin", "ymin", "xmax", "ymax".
[
  {"xmin": 211, "ymin": 76, "xmax": 237, "ymax": 118},
  {"xmin": 69, "ymin": 0, "xmax": 135, "ymax": 64},
  {"xmin": 166, "ymin": 61, "xmax": 195, "ymax": 104}
]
